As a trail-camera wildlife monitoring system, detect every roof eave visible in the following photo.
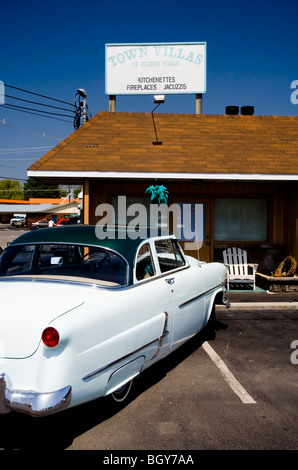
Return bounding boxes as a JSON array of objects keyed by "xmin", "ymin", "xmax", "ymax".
[{"xmin": 27, "ymin": 170, "xmax": 298, "ymax": 182}]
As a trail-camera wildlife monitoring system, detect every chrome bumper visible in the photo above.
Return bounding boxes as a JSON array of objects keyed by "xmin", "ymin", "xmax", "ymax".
[{"xmin": 0, "ymin": 373, "xmax": 71, "ymax": 417}]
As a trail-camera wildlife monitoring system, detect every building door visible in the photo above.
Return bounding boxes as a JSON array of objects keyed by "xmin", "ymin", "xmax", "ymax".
[{"xmin": 172, "ymin": 198, "xmax": 211, "ymax": 262}]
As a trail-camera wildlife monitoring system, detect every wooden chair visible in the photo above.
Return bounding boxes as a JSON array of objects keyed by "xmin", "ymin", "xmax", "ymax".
[{"xmin": 223, "ymin": 247, "xmax": 258, "ymax": 290}]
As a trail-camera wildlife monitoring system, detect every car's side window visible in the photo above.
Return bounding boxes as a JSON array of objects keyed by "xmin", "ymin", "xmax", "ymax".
[
  {"xmin": 172, "ymin": 239, "xmax": 186, "ymax": 267},
  {"xmin": 135, "ymin": 243, "xmax": 155, "ymax": 281},
  {"xmin": 155, "ymin": 239, "xmax": 186, "ymax": 273}
]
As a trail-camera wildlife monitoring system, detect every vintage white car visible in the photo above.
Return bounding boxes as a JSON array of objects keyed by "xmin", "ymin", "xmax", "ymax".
[{"xmin": 0, "ymin": 225, "xmax": 228, "ymax": 417}]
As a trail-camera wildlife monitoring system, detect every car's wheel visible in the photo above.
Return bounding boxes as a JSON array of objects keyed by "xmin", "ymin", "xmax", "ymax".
[{"xmin": 111, "ymin": 380, "xmax": 133, "ymax": 403}]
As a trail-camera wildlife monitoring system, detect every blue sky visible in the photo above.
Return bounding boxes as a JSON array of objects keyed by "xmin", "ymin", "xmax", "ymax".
[{"xmin": 0, "ymin": 0, "xmax": 297, "ymax": 182}]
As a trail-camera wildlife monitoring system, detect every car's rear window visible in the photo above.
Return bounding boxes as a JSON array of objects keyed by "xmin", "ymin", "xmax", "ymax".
[{"xmin": 0, "ymin": 244, "xmax": 128, "ymax": 286}]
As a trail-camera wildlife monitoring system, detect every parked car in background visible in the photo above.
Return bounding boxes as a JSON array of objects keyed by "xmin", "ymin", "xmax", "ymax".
[
  {"xmin": 31, "ymin": 219, "xmax": 52, "ymax": 229},
  {"xmin": 0, "ymin": 225, "xmax": 228, "ymax": 417},
  {"xmin": 56, "ymin": 216, "xmax": 80, "ymax": 225},
  {"xmin": 10, "ymin": 215, "xmax": 26, "ymax": 227}
]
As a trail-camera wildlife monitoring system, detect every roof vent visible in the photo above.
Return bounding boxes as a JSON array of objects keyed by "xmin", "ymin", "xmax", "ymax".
[
  {"xmin": 226, "ymin": 106, "xmax": 239, "ymax": 115},
  {"xmin": 241, "ymin": 106, "xmax": 254, "ymax": 115}
]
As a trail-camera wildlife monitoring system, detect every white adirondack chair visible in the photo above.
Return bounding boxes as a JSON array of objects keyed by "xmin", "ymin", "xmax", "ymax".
[{"xmin": 223, "ymin": 247, "xmax": 258, "ymax": 290}]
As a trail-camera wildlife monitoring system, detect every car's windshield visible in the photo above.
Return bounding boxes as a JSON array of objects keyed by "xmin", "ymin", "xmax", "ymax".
[{"xmin": 0, "ymin": 244, "xmax": 128, "ymax": 286}]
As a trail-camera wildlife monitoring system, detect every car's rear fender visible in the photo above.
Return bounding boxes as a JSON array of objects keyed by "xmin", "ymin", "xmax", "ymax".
[{"xmin": 27, "ymin": 284, "xmax": 171, "ymax": 407}]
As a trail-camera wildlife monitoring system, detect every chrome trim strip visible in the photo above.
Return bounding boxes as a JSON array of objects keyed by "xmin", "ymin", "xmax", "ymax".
[
  {"xmin": 152, "ymin": 312, "xmax": 169, "ymax": 359},
  {"xmin": 83, "ymin": 340, "xmax": 157, "ymax": 381},
  {"xmin": 131, "ymin": 264, "xmax": 190, "ymax": 288},
  {"xmin": 0, "ymin": 374, "xmax": 10, "ymax": 414},
  {"xmin": 179, "ymin": 282, "xmax": 225, "ymax": 309},
  {"xmin": 83, "ymin": 312, "xmax": 169, "ymax": 381},
  {"xmin": 0, "ymin": 276, "xmax": 122, "ymax": 290}
]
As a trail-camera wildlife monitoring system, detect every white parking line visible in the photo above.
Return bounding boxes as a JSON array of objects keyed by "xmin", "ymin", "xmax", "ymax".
[{"xmin": 202, "ymin": 342, "xmax": 256, "ymax": 404}]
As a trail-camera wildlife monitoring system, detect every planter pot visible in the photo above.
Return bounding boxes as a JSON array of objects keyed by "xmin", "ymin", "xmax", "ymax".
[{"xmin": 256, "ymin": 273, "xmax": 298, "ymax": 292}]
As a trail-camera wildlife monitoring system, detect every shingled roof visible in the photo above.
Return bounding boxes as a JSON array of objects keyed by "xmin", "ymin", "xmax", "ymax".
[{"xmin": 28, "ymin": 111, "xmax": 298, "ymax": 181}]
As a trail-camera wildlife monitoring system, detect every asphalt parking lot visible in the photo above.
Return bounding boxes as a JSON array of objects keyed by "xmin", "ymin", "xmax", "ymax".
[
  {"xmin": 1, "ymin": 307, "xmax": 298, "ymax": 453},
  {"xmin": 0, "ymin": 225, "xmax": 298, "ymax": 453},
  {"xmin": 0, "ymin": 224, "xmax": 28, "ymax": 250}
]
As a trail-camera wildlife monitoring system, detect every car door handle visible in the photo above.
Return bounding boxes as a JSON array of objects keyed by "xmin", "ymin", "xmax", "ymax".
[{"xmin": 165, "ymin": 278, "xmax": 175, "ymax": 285}]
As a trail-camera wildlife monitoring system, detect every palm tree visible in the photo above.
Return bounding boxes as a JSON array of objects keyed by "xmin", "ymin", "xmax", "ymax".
[{"xmin": 145, "ymin": 184, "xmax": 169, "ymax": 205}]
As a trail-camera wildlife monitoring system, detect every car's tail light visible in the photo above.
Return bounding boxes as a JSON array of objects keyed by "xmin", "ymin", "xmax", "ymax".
[{"xmin": 42, "ymin": 327, "xmax": 60, "ymax": 348}]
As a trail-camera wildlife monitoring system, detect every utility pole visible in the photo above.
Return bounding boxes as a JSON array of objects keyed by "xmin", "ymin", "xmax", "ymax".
[{"xmin": 73, "ymin": 88, "xmax": 90, "ymax": 129}]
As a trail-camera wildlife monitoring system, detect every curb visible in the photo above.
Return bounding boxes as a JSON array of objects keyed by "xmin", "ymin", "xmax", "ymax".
[{"xmin": 217, "ymin": 302, "xmax": 298, "ymax": 310}]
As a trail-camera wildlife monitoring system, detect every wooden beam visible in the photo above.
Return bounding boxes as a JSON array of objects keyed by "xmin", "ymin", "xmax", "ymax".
[
  {"xmin": 109, "ymin": 95, "xmax": 116, "ymax": 112},
  {"xmin": 196, "ymin": 93, "xmax": 202, "ymax": 114},
  {"xmin": 83, "ymin": 178, "xmax": 90, "ymax": 225}
]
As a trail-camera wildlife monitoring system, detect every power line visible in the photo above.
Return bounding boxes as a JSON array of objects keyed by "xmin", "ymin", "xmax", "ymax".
[
  {"xmin": 1, "ymin": 104, "xmax": 73, "ymax": 123},
  {"xmin": 2, "ymin": 83, "xmax": 92, "ymax": 128},
  {"xmin": 4, "ymin": 83, "xmax": 73, "ymax": 107},
  {"xmin": 4, "ymin": 93, "xmax": 75, "ymax": 113},
  {"xmin": 2, "ymin": 102, "xmax": 74, "ymax": 119},
  {"xmin": 0, "ymin": 175, "xmax": 28, "ymax": 181},
  {"xmin": 0, "ymin": 146, "xmax": 53, "ymax": 153},
  {"xmin": 0, "ymin": 162, "xmax": 28, "ymax": 170},
  {"xmin": 0, "ymin": 158, "xmax": 37, "ymax": 160},
  {"xmin": 0, "ymin": 185, "xmax": 64, "ymax": 189},
  {"xmin": 0, "ymin": 119, "xmax": 63, "ymax": 140}
]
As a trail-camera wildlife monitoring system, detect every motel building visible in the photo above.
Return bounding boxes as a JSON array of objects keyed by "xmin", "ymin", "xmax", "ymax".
[
  {"xmin": 27, "ymin": 109, "xmax": 298, "ymax": 272},
  {"xmin": 27, "ymin": 43, "xmax": 298, "ymax": 284}
]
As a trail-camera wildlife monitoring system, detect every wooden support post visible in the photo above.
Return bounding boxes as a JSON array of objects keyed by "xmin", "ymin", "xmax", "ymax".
[
  {"xmin": 196, "ymin": 93, "xmax": 202, "ymax": 114},
  {"xmin": 83, "ymin": 178, "xmax": 90, "ymax": 225},
  {"xmin": 109, "ymin": 95, "xmax": 116, "ymax": 112}
]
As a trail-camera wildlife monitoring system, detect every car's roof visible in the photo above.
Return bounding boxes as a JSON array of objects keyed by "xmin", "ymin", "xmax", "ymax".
[{"xmin": 10, "ymin": 225, "xmax": 172, "ymax": 264}]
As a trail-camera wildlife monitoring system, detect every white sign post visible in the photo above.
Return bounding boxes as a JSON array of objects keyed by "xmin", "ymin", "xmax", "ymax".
[{"xmin": 105, "ymin": 42, "xmax": 206, "ymax": 97}]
